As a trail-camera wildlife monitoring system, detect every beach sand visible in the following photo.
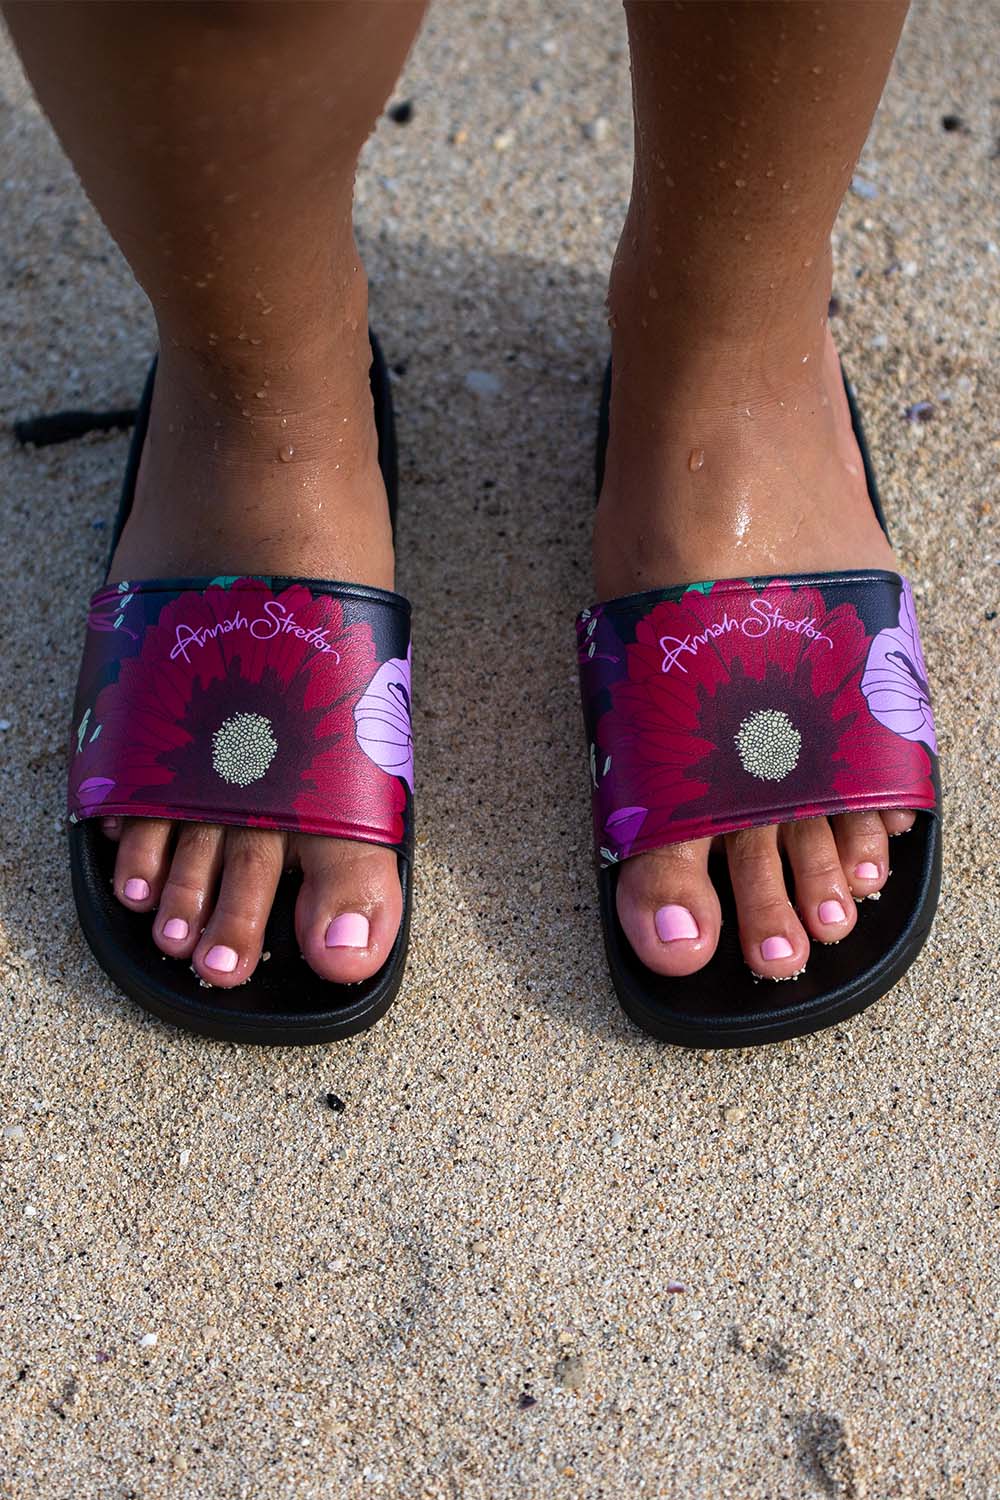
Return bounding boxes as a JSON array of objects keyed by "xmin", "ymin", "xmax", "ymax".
[{"xmin": 1, "ymin": 3, "xmax": 997, "ymax": 1495}]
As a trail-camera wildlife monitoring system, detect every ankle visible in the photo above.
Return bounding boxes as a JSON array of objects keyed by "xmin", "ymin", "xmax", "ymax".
[{"xmin": 607, "ymin": 225, "xmax": 834, "ymax": 399}]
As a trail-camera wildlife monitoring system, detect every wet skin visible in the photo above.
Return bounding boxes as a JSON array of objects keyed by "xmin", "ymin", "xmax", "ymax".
[{"xmin": 5, "ymin": 0, "xmax": 915, "ymax": 994}]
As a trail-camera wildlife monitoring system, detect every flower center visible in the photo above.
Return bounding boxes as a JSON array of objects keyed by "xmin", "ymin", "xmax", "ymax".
[
  {"xmin": 734, "ymin": 708, "xmax": 801, "ymax": 782},
  {"xmin": 212, "ymin": 711, "xmax": 278, "ymax": 787}
]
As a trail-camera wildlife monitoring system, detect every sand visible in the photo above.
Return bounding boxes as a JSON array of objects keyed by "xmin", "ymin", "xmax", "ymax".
[{"xmin": 1, "ymin": 2, "xmax": 997, "ymax": 1496}]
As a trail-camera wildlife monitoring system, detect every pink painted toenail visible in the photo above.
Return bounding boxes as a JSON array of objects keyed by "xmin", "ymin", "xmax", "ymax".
[
  {"xmin": 325, "ymin": 912, "xmax": 370, "ymax": 949},
  {"xmin": 123, "ymin": 877, "xmax": 149, "ymax": 901},
  {"xmin": 655, "ymin": 904, "xmax": 699, "ymax": 942},
  {"xmin": 855, "ymin": 861, "xmax": 880, "ymax": 881},
  {"xmin": 163, "ymin": 917, "xmax": 189, "ymax": 941},
  {"xmin": 760, "ymin": 935, "xmax": 794, "ymax": 961},
  {"xmin": 818, "ymin": 899, "xmax": 847, "ymax": 925},
  {"xmin": 205, "ymin": 944, "xmax": 238, "ymax": 973}
]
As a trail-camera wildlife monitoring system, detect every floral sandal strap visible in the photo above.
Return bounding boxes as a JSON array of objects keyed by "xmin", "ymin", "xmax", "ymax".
[
  {"xmin": 68, "ymin": 575, "xmax": 414, "ymax": 856},
  {"xmin": 577, "ymin": 570, "xmax": 939, "ymax": 867}
]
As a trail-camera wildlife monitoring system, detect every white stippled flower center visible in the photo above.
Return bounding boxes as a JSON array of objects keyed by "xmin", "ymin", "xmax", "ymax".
[
  {"xmin": 734, "ymin": 708, "xmax": 801, "ymax": 782},
  {"xmin": 212, "ymin": 712, "xmax": 278, "ymax": 787}
]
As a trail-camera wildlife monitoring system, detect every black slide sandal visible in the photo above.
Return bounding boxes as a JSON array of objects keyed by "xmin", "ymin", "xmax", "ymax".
[
  {"xmin": 67, "ymin": 334, "xmax": 414, "ymax": 1045},
  {"xmin": 578, "ymin": 364, "xmax": 941, "ymax": 1048}
]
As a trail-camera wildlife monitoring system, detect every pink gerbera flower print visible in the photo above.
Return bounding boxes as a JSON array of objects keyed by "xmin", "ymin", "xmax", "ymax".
[
  {"xmin": 74, "ymin": 580, "xmax": 406, "ymax": 844},
  {"xmin": 594, "ymin": 578, "xmax": 934, "ymax": 859}
]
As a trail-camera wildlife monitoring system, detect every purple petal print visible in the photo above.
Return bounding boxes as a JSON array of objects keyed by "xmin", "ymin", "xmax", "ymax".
[
  {"xmin": 353, "ymin": 646, "xmax": 413, "ymax": 791},
  {"xmin": 604, "ymin": 805, "xmax": 647, "ymax": 860},
  {"xmin": 861, "ymin": 580, "xmax": 936, "ymax": 752},
  {"xmin": 76, "ymin": 776, "xmax": 117, "ymax": 807}
]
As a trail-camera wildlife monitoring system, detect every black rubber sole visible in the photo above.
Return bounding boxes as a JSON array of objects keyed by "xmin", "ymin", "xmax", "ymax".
[
  {"xmin": 69, "ymin": 333, "xmax": 412, "ymax": 1045},
  {"xmin": 593, "ymin": 362, "xmax": 942, "ymax": 1047}
]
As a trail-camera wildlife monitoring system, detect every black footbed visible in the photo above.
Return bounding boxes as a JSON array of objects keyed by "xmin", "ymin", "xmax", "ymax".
[
  {"xmin": 593, "ymin": 363, "xmax": 941, "ymax": 1047},
  {"xmin": 69, "ymin": 334, "xmax": 412, "ymax": 1044}
]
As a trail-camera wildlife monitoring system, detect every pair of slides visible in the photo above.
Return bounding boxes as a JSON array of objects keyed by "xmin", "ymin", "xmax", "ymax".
[{"xmin": 67, "ymin": 339, "xmax": 940, "ymax": 1047}]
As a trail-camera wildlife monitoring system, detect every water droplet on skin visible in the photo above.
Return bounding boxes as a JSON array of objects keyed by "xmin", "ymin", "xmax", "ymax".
[
  {"xmin": 255, "ymin": 390, "xmax": 266, "ymax": 399},
  {"xmin": 280, "ymin": 417, "xmax": 287, "ymax": 428},
  {"xmin": 735, "ymin": 178, "xmax": 747, "ymax": 188},
  {"xmin": 278, "ymin": 444, "xmax": 295, "ymax": 463},
  {"xmin": 648, "ymin": 286, "xmax": 659, "ymax": 300},
  {"xmin": 803, "ymin": 256, "xmax": 813, "ymax": 268},
  {"xmin": 688, "ymin": 447, "xmax": 705, "ymax": 473},
  {"xmin": 801, "ymin": 355, "xmax": 809, "ymax": 364},
  {"xmin": 781, "ymin": 181, "xmax": 792, "ymax": 191},
  {"xmin": 241, "ymin": 409, "xmax": 251, "ymax": 417}
]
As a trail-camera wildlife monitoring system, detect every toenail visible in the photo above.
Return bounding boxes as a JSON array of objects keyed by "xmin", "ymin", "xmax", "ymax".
[
  {"xmin": 123, "ymin": 877, "xmax": 150, "ymax": 901},
  {"xmin": 205, "ymin": 944, "xmax": 238, "ymax": 973},
  {"xmin": 654, "ymin": 904, "xmax": 699, "ymax": 942},
  {"xmin": 854, "ymin": 861, "xmax": 880, "ymax": 881},
  {"xmin": 162, "ymin": 917, "xmax": 189, "ymax": 941},
  {"xmin": 325, "ymin": 912, "xmax": 370, "ymax": 949},
  {"xmin": 818, "ymin": 899, "xmax": 847, "ymax": 925},
  {"xmin": 760, "ymin": 935, "xmax": 794, "ymax": 961}
]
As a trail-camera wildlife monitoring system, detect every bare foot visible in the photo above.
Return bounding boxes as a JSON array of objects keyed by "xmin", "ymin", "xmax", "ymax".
[
  {"xmin": 103, "ymin": 297, "xmax": 404, "ymax": 989},
  {"xmin": 596, "ymin": 313, "xmax": 915, "ymax": 982}
]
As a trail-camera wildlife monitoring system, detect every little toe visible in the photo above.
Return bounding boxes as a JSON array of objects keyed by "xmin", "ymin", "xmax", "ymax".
[
  {"xmin": 882, "ymin": 807, "xmax": 917, "ymax": 838},
  {"xmin": 833, "ymin": 811, "xmax": 890, "ymax": 901},
  {"xmin": 153, "ymin": 821, "xmax": 225, "ymax": 959},
  {"xmin": 113, "ymin": 818, "xmax": 173, "ymax": 911},
  {"xmin": 192, "ymin": 826, "xmax": 286, "ymax": 988},
  {"xmin": 782, "ymin": 817, "xmax": 856, "ymax": 945},
  {"xmin": 726, "ymin": 824, "xmax": 810, "ymax": 979},
  {"xmin": 295, "ymin": 835, "xmax": 403, "ymax": 985},
  {"xmin": 615, "ymin": 837, "xmax": 720, "ymax": 977}
]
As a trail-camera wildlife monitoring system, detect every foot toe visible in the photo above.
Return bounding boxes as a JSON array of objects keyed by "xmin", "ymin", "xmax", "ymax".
[
  {"xmin": 833, "ymin": 810, "xmax": 890, "ymax": 901},
  {"xmin": 113, "ymin": 818, "xmax": 173, "ymax": 911},
  {"xmin": 294, "ymin": 835, "xmax": 402, "ymax": 985},
  {"xmin": 615, "ymin": 837, "xmax": 721, "ymax": 977},
  {"xmin": 191, "ymin": 827, "xmax": 286, "ymax": 988},
  {"xmin": 726, "ymin": 825, "xmax": 810, "ymax": 979},
  {"xmin": 882, "ymin": 807, "xmax": 917, "ymax": 838},
  {"xmin": 152, "ymin": 821, "xmax": 225, "ymax": 959},
  {"xmin": 782, "ymin": 816, "xmax": 857, "ymax": 945}
]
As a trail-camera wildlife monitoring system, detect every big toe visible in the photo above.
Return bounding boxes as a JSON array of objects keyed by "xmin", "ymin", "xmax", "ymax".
[
  {"xmin": 294, "ymin": 836, "xmax": 403, "ymax": 985},
  {"xmin": 616, "ymin": 837, "xmax": 720, "ymax": 977}
]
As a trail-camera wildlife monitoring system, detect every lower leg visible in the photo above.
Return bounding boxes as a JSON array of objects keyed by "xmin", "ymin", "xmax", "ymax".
[
  {"xmin": 6, "ymin": 0, "xmax": 426, "ymax": 986},
  {"xmin": 599, "ymin": 0, "xmax": 907, "ymax": 592},
  {"xmin": 4, "ymin": 0, "xmax": 426, "ymax": 583},
  {"xmin": 602, "ymin": 0, "xmax": 913, "ymax": 981}
]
